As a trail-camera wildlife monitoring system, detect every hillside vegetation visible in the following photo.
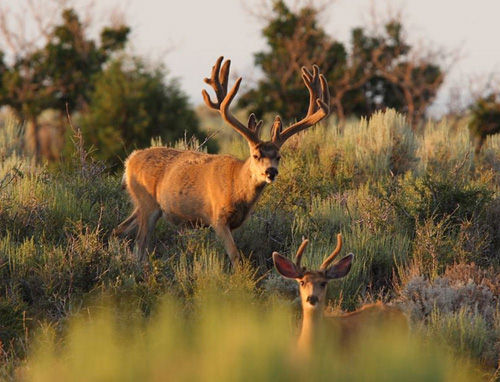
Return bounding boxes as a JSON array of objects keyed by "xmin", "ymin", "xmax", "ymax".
[{"xmin": 0, "ymin": 110, "xmax": 498, "ymax": 380}]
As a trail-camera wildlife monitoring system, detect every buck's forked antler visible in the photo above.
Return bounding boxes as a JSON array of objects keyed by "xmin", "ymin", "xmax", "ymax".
[
  {"xmin": 294, "ymin": 238, "xmax": 309, "ymax": 270},
  {"xmin": 320, "ymin": 233, "xmax": 343, "ymax": 270},
  {"xmin": 271, "ymin": 64, "xmax": 331, "ymax": 147},
  {"xmin": 292, "ymin": 233, "xmax": 342, "ymax": 273},
  {"xmin": 202, "ymin": 56, "xmax": 263, "ymax": 145}
]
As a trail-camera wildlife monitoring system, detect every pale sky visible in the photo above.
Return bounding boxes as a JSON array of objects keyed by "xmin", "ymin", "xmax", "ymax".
[
  {"xmin": 3, "ymin": 0, "xmax": 500, "ymax": 116},
  {"xmin": 125, "ymin": 0, "xmax": 500, "ymax": 116}
]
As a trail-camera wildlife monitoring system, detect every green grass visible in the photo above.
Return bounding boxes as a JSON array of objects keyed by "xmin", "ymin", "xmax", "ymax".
[{"xmin": 0, "ymin": 111, "xmax": 498, "ymax": 379}]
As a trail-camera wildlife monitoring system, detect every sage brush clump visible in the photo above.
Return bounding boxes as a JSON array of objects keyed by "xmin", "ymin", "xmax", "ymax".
[{"xmin": 400, "ymin": 262, "xmax": 499, "ymax": 366}]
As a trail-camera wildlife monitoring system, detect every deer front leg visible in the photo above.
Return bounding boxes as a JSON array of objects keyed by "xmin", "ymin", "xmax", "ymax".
[{"xmin": 214, "ymin": 224, "xmax": 241, "ymax": 266}]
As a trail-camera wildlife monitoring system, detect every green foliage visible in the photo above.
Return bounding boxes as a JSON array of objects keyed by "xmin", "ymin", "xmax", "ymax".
[
  {"xmin": 238, "ymin": 0, "xmax": 346, "ymax": 122},
  {"xmin": 23, "ymin": 294, "xmax": 481, "ymax": 382},
  {"xmin": 0, "ymin": 299, "xmax": 26, "ymax": 355},
  {"xmin": 382, "ymin": 168, "xmax": 493, "ymax": 236},
  {"xmin": 427, "ymin": 309, "xmax": 497, "ymax": 367},
  {"xmin": 43, "ymin": 9, "xmax": 130, "ymax": 111},
  {"xmin": 79, "ymin": 57, "xmax": 202, "ymax": 163},
  {"xmin": 0, "ymin": 111, "xmax": 499, "ymax": 378},
  {"xmin": 241, "ymin": 1, "xmax": 444, "ymax": 126},
  {"xmin": 0, "ymin": 7, "xmax": 130, "ymax": 161},
  {"xmin": 0, "ymin": 8, "xmax": 129, "ymax": 118},
  {"xmin": 469, "ymin": 93, "xmax": 500, "ymax": 153}
]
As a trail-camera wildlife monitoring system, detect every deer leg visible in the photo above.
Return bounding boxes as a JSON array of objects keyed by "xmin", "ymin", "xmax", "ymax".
[
  {"xmin": 135, "ymin": 208, "xmax": 161, "ymax": 262},
  {"xmin": 475, "ymin": 135, "xmax": 485, "ymax": 155},
  {"xmin": 121, "ymin": 217, "xmax": 138, "ymax": 237},
  {"xmin": 114, "ymin": 208, "xmax": 138, "ymax": 236},
  {"xmin": 214, "ymin": 224, "xmax": 241, "ymax": 266}
]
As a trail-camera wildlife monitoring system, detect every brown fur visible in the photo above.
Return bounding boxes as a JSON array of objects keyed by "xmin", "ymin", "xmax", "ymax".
[
  {"xmin": 273, "ymin": 235, "xmax": 407, "ymax": 353},
  {"xmin": 326, "ymin": 302, "xmax": 408, "ymax": 345},
  {"xmin": 116, "ymin": 145, "xmax": 278, "ymax": 263},
  {"xmin": 115, "ymin": 57, "xmax": 330, "ymax": 264}
]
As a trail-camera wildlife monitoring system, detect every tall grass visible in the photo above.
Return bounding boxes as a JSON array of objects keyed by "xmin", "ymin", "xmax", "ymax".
[
  {"xmin": 23, "ymin": 290, "xmax": 481, "ymax": 382},
  {"xmin": 0, "ymin": 110, "xmax": 498, "ymax": 378}
]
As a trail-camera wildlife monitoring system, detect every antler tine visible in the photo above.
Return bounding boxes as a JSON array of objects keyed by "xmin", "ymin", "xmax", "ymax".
[
  {"xmin": 302, "ymin": 65, "xmax": 321, "ymax": 116},
  {"xmin": 272, "ymin": 64, "xmax": 330, "ymax": 147},
  {"xmin": 294, "ymin": 238, "xmax": 309, "ymax": 269},
  {"xmin": 270, "ymin": 116, "xmax": 282, "ymax": 143},
  {"xmin": 219, "ymin": 59, "xmax": 230, "ymax": 95},
  {"xmin": 248, "ymin": 113, "xmax": 263, "ymax": 138},
  {"xmin": 202, "ymin": 56, "xmax": 224, "ymax": 109},
  {"xmin": 320, "ymin": 233, "xmax": 342, "ymax": 270},
  {"xmin": 202, "ymin": 56, "xmax": 261, "ymax": 145}
]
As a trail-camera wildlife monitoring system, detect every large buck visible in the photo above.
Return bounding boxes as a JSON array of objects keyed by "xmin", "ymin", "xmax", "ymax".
[
  {"xmin": 114, "ymin": 57, "xmax": 330, "ymax": 264},
  {"xmin": 272, "ymin": 234, "xmax": 407, "ymax": 353}
]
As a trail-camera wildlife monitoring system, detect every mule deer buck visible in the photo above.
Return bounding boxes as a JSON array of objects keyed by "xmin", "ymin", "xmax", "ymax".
[
  {"xmin": 114, "ymin": 56, "xmax": 330, "ymax": 264},
  {"xmin": 272, "ymin": 234, "xmax": 407, "ymax": 353}
]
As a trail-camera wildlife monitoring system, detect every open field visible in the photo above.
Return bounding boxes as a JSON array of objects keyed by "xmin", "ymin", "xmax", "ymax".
[{"xmin": 0, "ymin": 110, "xmax": 498, "ymax": 380}]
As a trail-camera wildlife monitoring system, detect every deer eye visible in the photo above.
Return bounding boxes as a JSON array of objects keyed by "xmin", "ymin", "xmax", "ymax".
[
  {"xmin": 253, "ymin": 154, "xmax": 260, "ymax": 160},
  {"xmin": 299, "ymin": 281, "xmax": 305, "ymax": 286}
]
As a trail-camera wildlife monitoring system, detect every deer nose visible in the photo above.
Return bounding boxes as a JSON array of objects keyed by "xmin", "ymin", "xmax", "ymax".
[
  {"xmin": 265, "ymin": 167, "xmax": 278, "ymax": 180},
  {"xmin": 306, "ymin": 295, "xmax": 318, "ymax": 305}
]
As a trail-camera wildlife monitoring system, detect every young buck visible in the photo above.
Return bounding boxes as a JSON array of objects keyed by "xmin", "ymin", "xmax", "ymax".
[
  {"xmin": 115, "ymin": 56, "xmax": 330, "ymax": 264},
  {"xmin": 273, "ymin": 234, "xmax": 407, "ymax": 353}
]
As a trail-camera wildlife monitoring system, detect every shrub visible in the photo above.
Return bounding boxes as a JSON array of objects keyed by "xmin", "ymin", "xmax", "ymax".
[
  {"xmin": 400, "ymin": 262, "xmax": 499, "ymax": 366},
  {"xmin": 382, "ymin": 169, "xmax": 493, "ymax": 233},
  {"xmin": 80, "ymin": 56, "xmax": 205, "ymax": 164}
]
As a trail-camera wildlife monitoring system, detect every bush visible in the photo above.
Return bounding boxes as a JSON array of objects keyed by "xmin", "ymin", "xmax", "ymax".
[
  {"xmin": 400, "ymin": 262, "xmax": 499, "ymax": 366},
  {"xmin": 80, "ymin": 56, "xmax": 206, "ymax": 164},
  {"xmin": 382, "ymin": 168, "xmax": 493, "ymax": 233}
]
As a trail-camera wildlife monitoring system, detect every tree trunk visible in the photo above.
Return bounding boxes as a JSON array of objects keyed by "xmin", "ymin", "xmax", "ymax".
[
  {"xmin": 25, "ymin": 116, "xmax": 41, "ymax": 161},
  {"xmin": 403, "ymin": 88, "xmax": 416, "ymax": 129},
  {"xmin": 333, "ymin": 95, "xmax": 346, "ymax": 130}
]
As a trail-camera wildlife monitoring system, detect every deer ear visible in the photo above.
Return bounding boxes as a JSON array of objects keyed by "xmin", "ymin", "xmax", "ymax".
[
  {"xmin": 272, "ymin": 252, "xmax": 301, "ymax": 279},
  {"xmin": 325, "ymin": 253, "xmax": 354, "ymax": 279}
]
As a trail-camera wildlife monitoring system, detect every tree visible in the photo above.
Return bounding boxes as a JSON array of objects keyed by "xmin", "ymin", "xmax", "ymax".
[
  {"xmin": 42, "ymin": 9, "xmax": 129, "ymax": 111},
  {"xmin": 469, "ymin": 94, "xmax": 500, "ymax": 154},
  {"xmin": 370, "ymin": 21, "xmax": 445, "ymax": 128},
  {"xmin": 0, "ymin": 6, "xmax": 129, "ymax": 160},
  {"xmin": 242, "ymin": 1, "xmax": 447, "ymax": 128},
  {"xmin": 1, "ymin": 49, "xmax": 56, "ymax": 158},
  {"xmin": 239, "ymin": 0, "xmax": 345, "ymax": 123},
  {"xmin": 80, "ymin": 57, "xmax": 202, "ymax": 164}
]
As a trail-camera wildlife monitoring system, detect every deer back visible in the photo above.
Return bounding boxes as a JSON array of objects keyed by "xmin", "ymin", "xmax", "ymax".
[{"xmin": 326, "ymin": 302, "xmax": 408, "ymax": 343}]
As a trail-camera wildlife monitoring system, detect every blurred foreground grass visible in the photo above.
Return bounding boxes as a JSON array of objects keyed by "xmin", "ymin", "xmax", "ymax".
[{"xmin": 23, "ymin": 286, "xmax": 481, "ymax": 382}]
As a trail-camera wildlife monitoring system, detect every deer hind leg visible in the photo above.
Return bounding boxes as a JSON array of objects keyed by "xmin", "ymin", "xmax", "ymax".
[
  {"xmin": 124, "ymin": 176, "xmax": 162, "ymax": 262},
  {"xmin": 214, "ymin": 224, "xmax": 241, "ymax": 266},
  {"xmin": 135, "ymin": 206, "xmax": 162, "ymax": 262},
  {"xmin": 114, "ymin": 208, "xmax": 139, "ymax": 236}
]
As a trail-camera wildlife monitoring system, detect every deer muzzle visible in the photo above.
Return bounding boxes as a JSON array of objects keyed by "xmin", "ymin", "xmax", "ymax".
[
  {"xmin": 306, "ymin": 295, "xmax": 319, "ymax": 305},
  {"xmin": 265, "ymin": 167, "xmax": 278, "ymax": 182}
]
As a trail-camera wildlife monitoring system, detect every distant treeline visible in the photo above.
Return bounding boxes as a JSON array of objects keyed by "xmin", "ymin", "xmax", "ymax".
[{"xmin": 0, "ymin": 1, "xmax": 499, "ymax": 162}]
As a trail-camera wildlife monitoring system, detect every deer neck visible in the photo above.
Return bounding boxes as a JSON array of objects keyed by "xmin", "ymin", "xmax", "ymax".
[
  {"xmin": 298, "ymin": 305, "xmax": 324, "ymax": 352},
  {"xmin": 234, "ymin": 158, "xmax": 267, "ymax": 206}
]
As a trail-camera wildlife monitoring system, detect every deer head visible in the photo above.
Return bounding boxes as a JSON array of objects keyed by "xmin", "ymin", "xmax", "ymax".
[
  {"xmin": 272, "ymin": 234, "xmax": 354, "ymax": 312},
  {"xmin": 202, "ymin": 56, "xmax": 330, "ymax": 184}
]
